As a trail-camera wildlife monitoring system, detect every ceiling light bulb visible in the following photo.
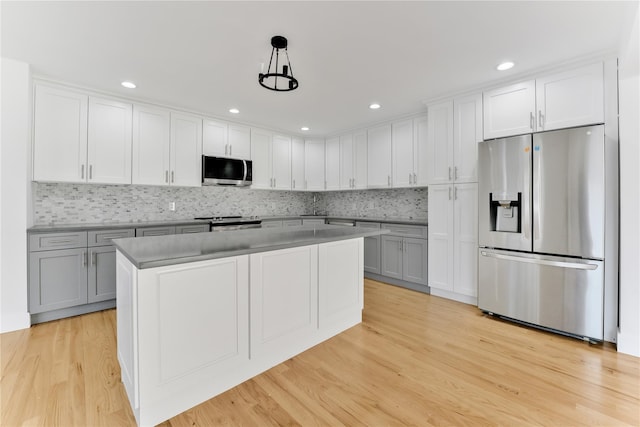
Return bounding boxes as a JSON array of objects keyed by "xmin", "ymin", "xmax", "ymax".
[
  {"xmin": 369, "ymin": 103, "xmax": 381, "ymax": 110},
  {"xmin": 301, "ymin": 127, "xmax": 310, "ymax": 131},
  {"xmin": 121, "ymin": 81, "xmax": 136, "ymax": 89},
  {"xmin": 496, "ymin": 61, "xmax": 515, "ymax": 71},
  {"xmin": 229, "ymin": 108, "xmax": 240, "ymax": 114}
]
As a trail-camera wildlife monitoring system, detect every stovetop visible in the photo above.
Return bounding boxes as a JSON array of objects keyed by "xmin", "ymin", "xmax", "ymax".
[{"xmin": 194, "ymin": 215, "xmax": 260, "ymax": 223}]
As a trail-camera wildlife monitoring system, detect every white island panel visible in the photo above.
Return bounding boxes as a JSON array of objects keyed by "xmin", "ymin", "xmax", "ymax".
[{"xmin": 116, "ymin": 236, "xmax": 367, "ymax": 426}]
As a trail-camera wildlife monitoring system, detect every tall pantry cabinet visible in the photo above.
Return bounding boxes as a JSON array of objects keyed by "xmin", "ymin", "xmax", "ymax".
[{"xmin": 426, "ymin": 93, "xmax": 481, "ymax": 304}]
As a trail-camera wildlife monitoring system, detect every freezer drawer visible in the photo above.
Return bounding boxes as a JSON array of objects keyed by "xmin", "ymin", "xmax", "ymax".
[{"xmin": 478, "ymin": 249, "xmax": 604, "ymax": 340}]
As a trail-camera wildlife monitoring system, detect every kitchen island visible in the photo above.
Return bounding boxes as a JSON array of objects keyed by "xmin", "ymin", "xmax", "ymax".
[{"xmin": 113, "ymin": 225, "xmax": 387, "ymax": 426}]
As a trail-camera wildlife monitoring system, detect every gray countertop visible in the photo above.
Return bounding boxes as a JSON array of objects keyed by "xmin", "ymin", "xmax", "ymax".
[
  {"xmin": 27, "ymin": 219, "xmax": 211, "ymax": 233},
  {"xmin": 28, "ymin": 215, "xmax": 427, "ymax": 233},
  {"xmin": 113, "ymin": 224, "xmax": 389, "ymax": 269}
]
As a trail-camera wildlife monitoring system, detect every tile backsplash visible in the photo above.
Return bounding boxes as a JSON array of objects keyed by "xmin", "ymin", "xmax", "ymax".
[
  {"xmin": 32, "ymin": 183, "xmax": 427, "ymax": 224},
  {"xmin": 316, "ymin": 188, "xmax": 428, "ymax": 219}
]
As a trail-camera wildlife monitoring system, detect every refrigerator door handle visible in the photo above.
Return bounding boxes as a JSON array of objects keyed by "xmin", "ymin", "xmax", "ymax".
[{"xmin": 480, "ymin": 251, "xmax": 598, "ymax": 270}]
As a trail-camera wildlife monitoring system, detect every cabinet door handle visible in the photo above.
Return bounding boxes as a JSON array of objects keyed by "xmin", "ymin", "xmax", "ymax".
[
  {"xmin": 398, "ymin": 241, "xmax": 402, "ymax": 251},
  {"xmin": 305, "ymin": 180, "xmax": 308, "ymax": 189},
  {"xmin": 165, "ymin": 171, "xmax": 169, "ymax": 183},
  {"xmin": 224, "ymin": 144, "xmax": 228, "ymax": 155},
  {"xmin": 387, "ymin": 175, "xmax": 391, "ymax": 187},
  {"xmin": 89, "ymin": 165, "xmax": 93, "ymax": 180},
  {"xmin": 413, "ymin": 173, "xmax": 417, "ymax": 184},
  {"xmin": 530, "ymin": 112, "xmax": 535, "ymax": 130},
  {"xmin": 274, "ymin": 178, "xmax": 276, "ymax": 187},
  {"xmin": 448, "ymin": 186, "xmax": 452, "ymax": 200},
  {"xmin": 409, "ymin": 173, "xmax": 412, "ymax": 184},
  {"xmin": 81, "ymin": 164, "xmax": 85, "ymax": 179},
  {"xmin": 448, "ymin": 167, "xmax": 452, "ymax": 181},
  {"xmin": 171, "ymin": 171, "xmax": 174, "ymax": 183},
  {"xmin": 454, "ymin": 186, "xmax": 458, "ymax": 200},
  {"xmin": 82, "ymin": 251, "xmax": 87, "ymax": 267},
  {"xmin": 229, "ymin": 145, "xmax": 232, "ymax": 156},
  {"xmin": 454, "ymin": 166, "xmax": 458, "ymax": 180},
  {"xmin": 293, "ymin": 179, "xmax": 295, "ymax": 189},
  {"xmin": 538, "ymin": 110, "xmax": 544, "ymax": 129}
]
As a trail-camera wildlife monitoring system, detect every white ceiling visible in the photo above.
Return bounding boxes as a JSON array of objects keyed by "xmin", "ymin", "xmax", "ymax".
[{"xmin": 2, "ymin": 1, "xmax": 636, "ymax": 137}]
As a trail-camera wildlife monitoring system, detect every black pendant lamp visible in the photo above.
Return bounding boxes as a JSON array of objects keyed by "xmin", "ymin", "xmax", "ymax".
[{"xmin": 258, "ymin": 36, "xmax": 299, "ymax": 92}]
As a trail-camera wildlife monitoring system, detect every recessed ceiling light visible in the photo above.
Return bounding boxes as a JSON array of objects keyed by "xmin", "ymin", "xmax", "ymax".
[
  {"xmin": 369, "ymin": 103, "xmax": 381, "ymax": 110},
  {"xmin": 496, "ymin": 61, "xmax": 515, "ymax": 71},
  {"xmin": 229, "ymin": 108, "xmax": 240, "ymax": 114},
  {"xmin": 301, "ymin": 127, "xmax": 310, "ymax": 131},
  {"xmin": 121, "ymin": 81, "xmax": 136, "ymax": 89}
]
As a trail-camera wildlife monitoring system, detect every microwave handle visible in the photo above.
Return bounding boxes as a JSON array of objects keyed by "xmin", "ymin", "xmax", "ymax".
[{"xmin": 242, "ymin": 159, "xmax": 247, "ymax": 181}]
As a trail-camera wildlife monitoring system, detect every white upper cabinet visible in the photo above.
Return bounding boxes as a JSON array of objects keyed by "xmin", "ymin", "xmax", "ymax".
[
  {"xmin": 33, "ymin": 85, "xmax": 133, "ymax": 184},
  {"xmin": 339, "ymin": 134, "xmax": 354, "ymax": 189},
  {"xmin": 392, "ymin": 119, "xmax": 414, "ymax": 188},
  {"xmin": 426, "ymin": 100, "xmax": 454, "ymax": 185},
  {"xmin": 483, "ymin": 81, "xmax": 536, "ymax": 139},
  {"xmin": 535, "ymin": 62, "xmax": 604, "ymax": 132},
  {"xmin": 413, "ymin": 115, "xmax": 429, "ymax": 186},
  {"xmin": 251, "ymin": 130, "xmax": 291, "ymax": 190},
  {"xmin": 367, "ymin": 124, "xmax": 392, "ymax": 188},
  {"xmin": 483, "ymin": 61, "xmax": 604, "ymax": 139},
  {"xmin": 87, "ymin": 97, "xmax": 132, "ymax": 184},
  {"xmin": 291, "ymin": 137, "xmax": 305, "ymax": 191},
  {"xmin": 228, "ymin": 124, "xmax": 251, "ymax": 159},
  {"xmin": 353, "ymin": 131, "xmax": 368, "ymax": 189},
  {"xmin": 305, "ymin": 139, "xmax": 326, "ymax": 191},
  {"xmin": 427, "ymin": 96, "xmax": 480, "ymax": 185},
  {"xmin": 202, "ymin": 119, "xmax": 228, "ymax": 157},
  {"xmin": 203, "ymin": 120, "xmax": 250, "ymax": 159},
  {"xmin": 271, "ymin": 134, "xmax": 291, "ymax": 190},
  {"xmin": 453, "ymin": 93, "xmax": 482, "ymax": 183},
  {"xmin": 325, "ymin": 137, "xmax": 340, "ymax": 191},
  {"xmin": 250, "ymin": 128, "xmax": 272, "ymax": 189},
  {"xmin": 132, "ymin": 104, "xmax": 171, "ymax": 186},
  {"xmin": 33, "ymin": 85, "xmax": 88, "ymax": 183},
  {"xmin": 170, "ymin": 112, "xmax": 202, "ymax": 187}
]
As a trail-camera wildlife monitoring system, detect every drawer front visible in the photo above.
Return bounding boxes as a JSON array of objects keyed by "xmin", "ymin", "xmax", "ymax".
[
  {"xmin": 136, "ymin": 226, "xmax": 176, "ymax": 237},
  {"xmin": 355, "ymin": 221, "xmax": 381, "ymax": 229},
  {"xmin": 261, "ymin": 220, "xmax": 283, "ymax": 228},
  {"xmin": 283, "ymin": 219, "xmax": 303, "ymax": 227},
  {"xmin": 381, "ymin": 223, "xmax": 427, "ymax": 238},
  {"xmin": 29, "ymin": 232, "xmax": 88, "ymax": 251},
  {"xmin": 88, "ymin": 229, "xmax": 135, "ymax": 247},
  {"xmin": 302, "ymin": 219, "xmax": 325, "ymax": 226},
  {"xmin": 176, "ymin": 224, "xmax": 210, "ymax": 234}
]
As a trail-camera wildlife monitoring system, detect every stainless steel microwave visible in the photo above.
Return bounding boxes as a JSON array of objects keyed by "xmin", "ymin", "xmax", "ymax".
[{"xmin": 201, "ymin": 156, "xmax": 252, "ymax": 186}]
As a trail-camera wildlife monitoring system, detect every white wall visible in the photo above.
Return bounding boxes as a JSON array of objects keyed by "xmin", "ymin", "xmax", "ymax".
[
  {"xmin": 0, "ymin": 58, "xmax": 31, "ymax": 333},
  {"xmin": 617, "ymin": 6, "xmax": 640, "ymax": 357}
]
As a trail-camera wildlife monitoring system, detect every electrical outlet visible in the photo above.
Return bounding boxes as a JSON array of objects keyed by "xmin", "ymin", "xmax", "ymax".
[{"xmin": 169, "ymin": 202, "xmax": 176, "ymax": 211}]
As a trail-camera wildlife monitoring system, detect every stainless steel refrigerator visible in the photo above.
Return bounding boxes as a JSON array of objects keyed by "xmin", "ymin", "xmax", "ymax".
[{"xmin": 478, "ymin": 125, "xmax": 610, "ymax": 341}]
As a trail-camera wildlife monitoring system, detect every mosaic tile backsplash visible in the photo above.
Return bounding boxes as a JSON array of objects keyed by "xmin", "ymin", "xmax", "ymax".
[{"xmin": 32, "ymin": 183, "xmax": 427, "ymax": 224}]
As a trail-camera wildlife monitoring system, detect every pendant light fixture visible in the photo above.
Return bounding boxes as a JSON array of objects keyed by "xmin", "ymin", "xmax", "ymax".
[{"xmin": 258, "ymin": 35, "xmax": 299, "ymax": 92}]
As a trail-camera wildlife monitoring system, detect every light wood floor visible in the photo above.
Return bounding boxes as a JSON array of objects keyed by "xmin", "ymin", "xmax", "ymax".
[{"xmin": 2, "ymin": 279, "xmax": 639, "ymax": 426}]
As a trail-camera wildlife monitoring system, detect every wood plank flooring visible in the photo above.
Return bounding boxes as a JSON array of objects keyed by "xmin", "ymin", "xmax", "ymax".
[{"xmin": 2, "ymin": 279, "xmax": 638, "ymax": 426}]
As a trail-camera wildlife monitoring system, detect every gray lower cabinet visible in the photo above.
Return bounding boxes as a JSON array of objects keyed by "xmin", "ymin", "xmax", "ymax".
[
  {"xmin": 28, "ymin": 228, "xmax": 134, "ymax": 322},
  {"xmin": 176, "ymin": 224, "xmax": 210, "ymax": 234},
  {"xmin": 261, "ymin": 220, "xmax": 283, "ymax": 228},
  {"xmin": 136, "ymin": 226, "xmax": 176, "ymax": 236},
  {"xmin": 29, "ymin": 247, "xmax": 88, "ymax": 313},
  {"xmin": 366, "ymin": 222, "xmax": 428, "ymax": 291},
  {"xmin": 302, "ymin": 218, "xmax": 325, "ymax": 226},
  {"xmin": 283, "ymin": 219, "xmax": 303, "ymax": 226},
  {"xmin": 357, "ymin": 222, "xmax": 381, "ymax": 274}
]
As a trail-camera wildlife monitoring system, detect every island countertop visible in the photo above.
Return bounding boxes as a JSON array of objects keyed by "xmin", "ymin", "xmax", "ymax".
[{"xmin": 113, "ymin": 224, "xmax": 388, "ymax": 269}]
